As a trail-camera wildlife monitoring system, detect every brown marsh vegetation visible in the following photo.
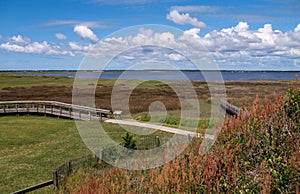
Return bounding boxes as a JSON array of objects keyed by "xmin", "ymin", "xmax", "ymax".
[{"xmin": 0, "ymin": 75, "xmax": 293, "ymax": 115}]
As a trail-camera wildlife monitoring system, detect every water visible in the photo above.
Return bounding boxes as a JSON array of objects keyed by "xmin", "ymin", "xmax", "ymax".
[{"xmin": 17, "ymin": 71, "xmax": 300, "ymax": 81}]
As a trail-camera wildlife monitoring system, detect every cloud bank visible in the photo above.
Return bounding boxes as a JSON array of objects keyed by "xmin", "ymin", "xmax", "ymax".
[{"xmin": 1, "ymin": 22, "xmax": 300, "ymax": 70}]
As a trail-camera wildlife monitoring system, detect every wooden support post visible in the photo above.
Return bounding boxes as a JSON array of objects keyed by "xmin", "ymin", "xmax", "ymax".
[
  {"xmin": 16, "ymin": 104, "xmax": 19, "ymax": 116},
  {"xmin": 98, "ymin": 149, "xmax": 103, "ymax": 161},
  {"xmin": 155, "ymin": 136, "xmax": 160, "ymax": 147},
  {"xmin": 187, "ymin": 134, "xmax": 192, "ymax": 142},
  {"xmin": 52, "ymin": 170, "xmax": 59, "ymax": 191},
  {"xmin": 99, "ymin": 112, "xmax": 102, "ymax": 121},
  {"xmin": 66, "ymin": 160, "xmax": 71, "ymax": 176}
]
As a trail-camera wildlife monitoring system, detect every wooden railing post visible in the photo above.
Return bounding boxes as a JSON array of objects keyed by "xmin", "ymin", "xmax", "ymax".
[
  {"xmin": 52, "ymin": 170, "xmax": 59, "ymax": 191},
  {"xmin": 155, "ymin": 136, "xmax": 160, "ymax": 147}
]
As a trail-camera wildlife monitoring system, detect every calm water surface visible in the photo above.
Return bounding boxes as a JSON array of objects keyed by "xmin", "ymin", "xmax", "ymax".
[{"xmin": 19, "ymin": 71, "xmax": 300, "ymax": 81}]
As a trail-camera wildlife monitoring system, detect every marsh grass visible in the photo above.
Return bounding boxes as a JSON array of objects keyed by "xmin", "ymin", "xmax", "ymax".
[{"xmin": 0, "ymin": 75, "xmax": 293, "ymax": 115}]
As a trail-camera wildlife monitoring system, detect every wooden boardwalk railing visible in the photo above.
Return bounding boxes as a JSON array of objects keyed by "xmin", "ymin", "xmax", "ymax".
[
  {"xmin": 0, "ymin": 100, "xmax": 240, "ymax": 120},
  {"xmin": 0, "ymin": 100, "xmax": 111, "ymax": 121},
  {"xmin": 220, "ymin": 100, "xmax": 241, "ymax": 116},
  {"xmin": 11, "ymin": 180, "xmax": 53, "ymax": 194}
]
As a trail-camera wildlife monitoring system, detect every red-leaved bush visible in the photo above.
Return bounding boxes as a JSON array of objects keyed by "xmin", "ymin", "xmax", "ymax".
[{"xmin": 67, "ymin": 88, "xmax": 299, "ymax": 194}]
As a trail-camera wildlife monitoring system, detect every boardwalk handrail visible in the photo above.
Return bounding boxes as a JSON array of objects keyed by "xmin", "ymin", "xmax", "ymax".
[
  {"xmin": 0, "ymin": 100, "xmax": 110, "ymax": 114},
  {"xmin": 0, "ymin": 100, "xmax": 111, "ymax": 120},
  {"xmin": 11, "ymin": 180, "xmax": 53, "ymax": 194},
  {"xmin": 220, "ymin": 100, "xmax": 241, "ymax": 116}
]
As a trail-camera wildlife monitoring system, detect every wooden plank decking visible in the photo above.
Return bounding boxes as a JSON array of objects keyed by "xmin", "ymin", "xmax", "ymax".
[{"xmin": 0, "ymin": 100, "xmax": 111, "ymax": 121}]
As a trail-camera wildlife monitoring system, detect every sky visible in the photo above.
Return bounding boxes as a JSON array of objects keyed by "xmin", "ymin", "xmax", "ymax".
[{"xmin": 0, "ymin": 0, "xmax": 299, "ymax": 70}]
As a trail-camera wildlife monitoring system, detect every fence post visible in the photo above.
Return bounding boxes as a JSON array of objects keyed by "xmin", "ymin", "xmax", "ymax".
[
  {"xmin": 187, "ymin": 134, "xmax": 192, "ymax": 142},
  {"xmin": 67, "ymin": 160, "xmax": 71, "ymax": 176},
  {"xmin": 69, "ymin": 108, "xmax": 71, "ymax": 118},
  {"xmin": 44, "ymin": 104, "xmax": 46, "ymax": 116},
  {"xmin": 98, "ymin": 149, "xmax": 103, "ymax": 161},
  {"xmin": 155, "ymin": 136, "xmax": 160, "ymax": 147},
  {"xmin": 52, "ymin": 170, "xmax": 59, "ymax": 191}
]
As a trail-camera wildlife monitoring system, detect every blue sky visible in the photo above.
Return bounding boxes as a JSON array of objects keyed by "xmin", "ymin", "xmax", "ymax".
[{"xmin": 0, "ymin": 0, "xmax": 299, "ymax": 70}]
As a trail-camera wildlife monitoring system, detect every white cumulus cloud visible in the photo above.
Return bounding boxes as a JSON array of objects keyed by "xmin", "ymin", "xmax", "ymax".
[
  {"xmin": 10, "ymin": 35, "xmax": 30, "ymax": 44},
  {"xmin": 294, "ymin": 24, "xmax": 300, "ymax": 32},
  {"xmin": 167, "ymin": 53, "xmax": 185, "ymax": 61},
  {"xmin": 55, "ymin": 33, "xmax": 67, "ymax": 40},
  {"xmin": 183, "ymin": 28, "xmax": 201, "ymax": 39},
  {"xmin": 0, "ymin": 38, "xmax": 73, "ymax": 56},
  {"xmin": 74, "ymin": 25, "xmax": 99, "ymax": 42},
  {"xmin": 166, "ymin": 10, "xmax": 206, "ymax": 28}
]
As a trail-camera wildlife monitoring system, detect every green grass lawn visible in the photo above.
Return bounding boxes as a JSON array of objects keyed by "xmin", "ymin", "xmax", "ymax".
[
  {"xmin": 0, "ymin": 116, "xmax": 90, "ymax": 193},
  {"xmin": 0, "ymin": 115, "xmax": 173, "ymax": 193}
]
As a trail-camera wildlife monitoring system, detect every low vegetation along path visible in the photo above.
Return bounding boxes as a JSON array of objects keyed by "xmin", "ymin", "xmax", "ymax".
[{"xmin": 0, "ymin": 100, "xmax": 216, "ymax": 139}]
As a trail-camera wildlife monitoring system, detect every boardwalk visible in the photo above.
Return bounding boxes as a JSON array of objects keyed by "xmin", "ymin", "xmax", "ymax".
[
  {"xmin": 0, "ymin": 100, "xmax": 240, "ymax": 138},
  {"xmin": 0, "ymin": 100, "xmax": 111, "ymax": 121},
  {"xmin": 220, "ymin": 100, "xmax": 241, "ymax": 116}
]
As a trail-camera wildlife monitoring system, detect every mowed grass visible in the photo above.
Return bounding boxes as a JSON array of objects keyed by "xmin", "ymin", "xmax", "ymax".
[
  {"xmin": 0, "ymin": 115, "xmax": 90, "ymax": 193},
  {"xmin": 0, "ymin": 115, "xmax": 173, "ymax": 193}
]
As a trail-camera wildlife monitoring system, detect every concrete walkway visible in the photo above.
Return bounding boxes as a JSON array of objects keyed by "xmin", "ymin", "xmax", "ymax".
[{"xmin": 104, "ymin": 119, "xmax": 215, "ymax": 140}]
